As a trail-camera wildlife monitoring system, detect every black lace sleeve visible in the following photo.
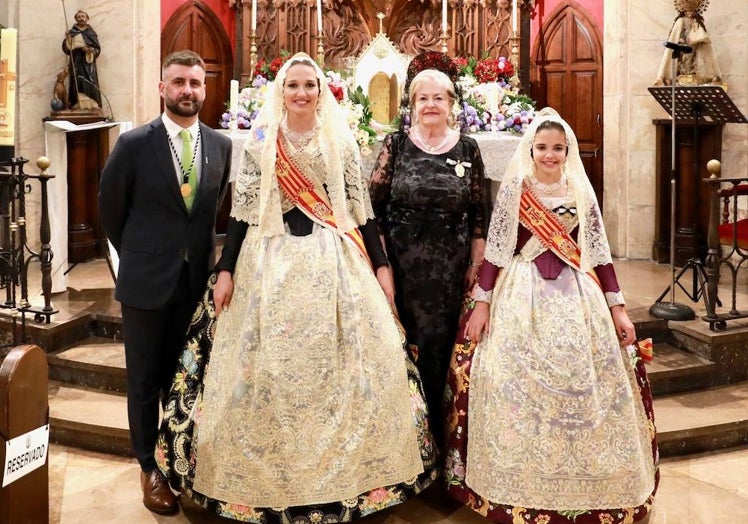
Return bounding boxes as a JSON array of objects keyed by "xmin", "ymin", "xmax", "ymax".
[
  {"xmin": 214, "ymin": 217, "xmax": 249, "ymax": 274},
  {"xmin": 359, "ymin": 218, "xmax": 389, "ymax": 269},
  {"xmin": 369, "ymin": 133, "xmax": 398, "ymax": 231},
  {"xmin": 467, "ymin": 138, "xmax": 491, "ymax": 239}
]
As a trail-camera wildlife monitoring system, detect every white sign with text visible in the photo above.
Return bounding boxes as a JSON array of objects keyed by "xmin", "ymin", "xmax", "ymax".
[{"xmin": 2, "ymin": 424, "xmax": 49, "ymax": 487}]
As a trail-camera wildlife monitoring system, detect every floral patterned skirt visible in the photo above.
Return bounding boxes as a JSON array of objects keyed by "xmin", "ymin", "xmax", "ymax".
[
  {"xmin": 443, "ymin": 261, "xmax": 660, "ymax": 524},
  {"xmin": 157, "ymin": 261, "xmax": 438, "ymax": 523}
]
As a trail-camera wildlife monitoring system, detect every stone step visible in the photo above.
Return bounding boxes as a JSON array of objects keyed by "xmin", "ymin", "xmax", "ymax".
[
  {"xmin": 48, "ymin": 380, "xmax": 132, "ymax": 457},
  {"xmin": 48, "ymin": 336, "xmax": 711, "ymax": 396},
  {"xmin": 644, "ymin": 342, "xmax": 717, "ymax": 396},
  {"xmin": 47, "ymin": 336, "xmax": 127, "ymax": 392},
  {"xmin": 654, "ymin": 382, "xmax": 748, "ymax": 457},
  {"xmin": 0, "ymin": 292, "xmax": 123, "ymax": 355}
]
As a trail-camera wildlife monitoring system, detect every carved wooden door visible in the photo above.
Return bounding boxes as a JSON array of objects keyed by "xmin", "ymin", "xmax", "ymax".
[
  {"xmin": 162, "ymin": 1, "xmax": 234, "ymax": 232},
  {"xmin": 531, "ymin": 4, "xmax": 604, "ymax": 207},
  {"xmin": 161, "ymin": 0, "xmax": 233, "ymax": 130}
]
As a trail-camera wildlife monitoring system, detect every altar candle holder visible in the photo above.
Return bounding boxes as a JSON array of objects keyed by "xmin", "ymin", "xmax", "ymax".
[
  {"xmin": 315, "ymin": 34, "xmax": 325, "ymax": 67},
  {"xmin": 510, "ymin": 32, "xmax": 521, "ymax": 88},
  {"xmin": 249, "ymin": 33, "xmax": 258, "ymax": 78},
  {"xmin": 439, "ymin": 32, "xmax": 448, "ymax": 54}
]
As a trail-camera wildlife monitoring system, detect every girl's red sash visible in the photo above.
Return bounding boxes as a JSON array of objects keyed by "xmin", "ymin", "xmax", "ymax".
[{"xmin": 518, "ymin": 180, "xmax": 601, "ymax": 288}]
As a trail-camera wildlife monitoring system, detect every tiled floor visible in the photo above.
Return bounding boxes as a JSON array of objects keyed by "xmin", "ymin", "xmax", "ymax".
[{"xmin": 21, "ymin": 259, "xmax": 748, "ymax": 522}]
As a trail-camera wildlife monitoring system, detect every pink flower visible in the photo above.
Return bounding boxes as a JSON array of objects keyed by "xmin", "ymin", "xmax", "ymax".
[{"xmin": 367, "ymin": 487, "xmax": 388, "ymax": 503}]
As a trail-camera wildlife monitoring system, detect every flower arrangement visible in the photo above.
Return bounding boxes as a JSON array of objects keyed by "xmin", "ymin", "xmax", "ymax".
[
  {"xmin": 253, "ymin": 50, "xmax": 291, "ymax": 81},
  {"xmin": 220, "ymin": 53, "xmax": 376, "ymax": 149},
  {"xmin": 454, "ymin": 55, "xmax": 515, "ymax": 87},
  {"xmin": 405, "ymin": 51, "xmax": 461, "ymax": 90},
  {"xmin": 220, "ymin": 75, "xmax": 269, "ymax": 130},
  {"xmin": 453, "ymin": 54, "xmax": 536, "ymax": 133}
]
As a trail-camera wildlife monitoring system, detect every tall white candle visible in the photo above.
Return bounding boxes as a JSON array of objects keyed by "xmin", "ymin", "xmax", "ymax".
[
  {"xmin": 251, "ymin": 0, "xmax": 257, "ymax": 32},
  {"xmin": 229, "ymin": 80, "xmax": 239, "ymax": 112},
  {"xmin": 512, "ymin": 0, "xmax": 518, "ymax": 33},
  {"xmin": 442, "ymin": 0, "xmax": 448, "ymax": 33},
  {"xmin": 316, "ymin": 0, "xmax": 323, "ymax": 33}
]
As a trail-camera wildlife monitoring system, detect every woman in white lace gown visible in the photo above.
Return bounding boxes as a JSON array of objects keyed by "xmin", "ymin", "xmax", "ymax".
[
  {"xmin": 156, "ymin": 53, "xmax": 437, "ymax": 522},
  {"xmin": 443, "ymin": 108, "xmax": 659, "ymax": 523}
]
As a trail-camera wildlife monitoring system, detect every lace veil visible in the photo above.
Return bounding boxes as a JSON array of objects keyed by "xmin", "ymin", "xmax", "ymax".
[
  {"xmin": 484, "ymin": 107, "xmax": 613, "ymax": 271},
  {"xmin": 239, "ymin": 52, "xmax": 369, "ymax": 237}
]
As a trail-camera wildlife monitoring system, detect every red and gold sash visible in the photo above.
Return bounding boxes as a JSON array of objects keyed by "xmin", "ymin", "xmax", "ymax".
[
  {"xmin": 275, "ymin": 137, "xmax": 411, "ymax": 346},
  {"xmin": 274, "ymin": 137, "xmax": 371, "ymax": 266},
  {"xmin": 518, "ymin": 180, "xmax": 601, "ymax": 288}
]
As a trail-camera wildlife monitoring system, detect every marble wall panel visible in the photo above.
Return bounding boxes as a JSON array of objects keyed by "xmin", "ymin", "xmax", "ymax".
[
  {"xmin": 12, "ymin": 0, "xmax": 160, "ymax": 253},
  {"xmin": 604, "ymin": 0, "xmax": 747, "ymax": 258}
]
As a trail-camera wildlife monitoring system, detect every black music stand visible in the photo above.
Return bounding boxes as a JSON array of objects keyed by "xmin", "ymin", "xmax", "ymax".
[
  {"xmin": 648, "ymin": 85, "xmax": 747, "ymax": 320},
  {"xmin": 648, "ymin": 85, "xmax": 747, "ymax": 125}
]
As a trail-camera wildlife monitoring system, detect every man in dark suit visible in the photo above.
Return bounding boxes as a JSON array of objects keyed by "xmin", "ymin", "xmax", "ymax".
[{"xmin": 98, "ymin": 50, "xmax": 232, "ymax": 515}]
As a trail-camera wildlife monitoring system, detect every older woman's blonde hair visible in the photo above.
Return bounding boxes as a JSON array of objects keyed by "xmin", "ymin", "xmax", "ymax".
[{"xmin": 408, "ymin": 69, "xmax": 457, "ymax": 127}]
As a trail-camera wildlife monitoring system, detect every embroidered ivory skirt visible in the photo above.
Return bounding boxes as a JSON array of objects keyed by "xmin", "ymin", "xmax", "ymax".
[
  {"xmin": 445, "ymin": 257, "xmax": 658, "ymax": 523},
  {"xmin": 191, "ymin": 224, "xmax": 427, "ymax": 509}
]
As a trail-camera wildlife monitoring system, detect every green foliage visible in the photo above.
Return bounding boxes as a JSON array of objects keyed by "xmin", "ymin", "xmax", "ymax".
[{"xmin": 347, "ymin": 85, "xmax": 373, "ymax": 127}]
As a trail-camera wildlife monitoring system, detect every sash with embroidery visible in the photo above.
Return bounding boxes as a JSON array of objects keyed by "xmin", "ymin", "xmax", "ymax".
[
  {"xmin": 518, "ymin": 180, "xmax": 601, "ymax": 288},
  {"xmin": 274, "ymin": 136, "xmax": 371, "ymax": 266},
  {"xmin": 275, "ymin": 137, "xmax": 411, "ymax": 346}
]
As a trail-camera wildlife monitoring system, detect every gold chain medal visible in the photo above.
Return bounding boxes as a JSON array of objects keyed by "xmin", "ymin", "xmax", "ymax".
[{"xmin": 180, "ymin": 183, "xmax": 192, "ymax": 197}]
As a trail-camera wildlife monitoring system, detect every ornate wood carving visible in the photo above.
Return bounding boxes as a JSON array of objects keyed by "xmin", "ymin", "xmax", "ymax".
[{"xmin": 237, "ymin": 0, "xmax": 527, "ymax": 80}]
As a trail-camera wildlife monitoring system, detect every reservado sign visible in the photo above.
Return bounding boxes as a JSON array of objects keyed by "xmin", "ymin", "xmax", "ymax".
[{"xmin": 2, "ymin": 424, "xmax": 49, "ymax": 487}]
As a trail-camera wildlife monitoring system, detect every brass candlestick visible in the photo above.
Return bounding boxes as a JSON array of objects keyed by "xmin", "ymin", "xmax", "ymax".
[
  {"xmin": 509, "ymin": 32, "xmax": 520, "ymax": 88},
  {"xmin": 315, "ymin": 34, "xmax": 325, "ymax": 67},
  {"xmin": 249, "ymin": 33, "xmax": 258, "ymax": 77},
  {"xmin": 440, "ymin": 32, "xmax": 448, "ymax": 54}
]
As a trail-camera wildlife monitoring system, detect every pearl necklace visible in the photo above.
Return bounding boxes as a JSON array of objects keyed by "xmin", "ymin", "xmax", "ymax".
[
  {"xmin": 532, "ymin": 173, "xmax": 568, "ymax": 195},
  {"xmin": 281, "ymin": 121, "xmax": 319, "ymax": 150},
  {"xmin": 412, "ymin": 126, "xmax": 453, "ymax": 153}
]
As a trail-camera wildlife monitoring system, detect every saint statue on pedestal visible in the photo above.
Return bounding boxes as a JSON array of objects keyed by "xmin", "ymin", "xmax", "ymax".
[{"xmin": 654, "ymin": 0, "xmax": 722, "ymax": 86}]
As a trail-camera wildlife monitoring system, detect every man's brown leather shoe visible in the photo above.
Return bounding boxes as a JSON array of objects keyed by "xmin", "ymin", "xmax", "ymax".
[{"xmin": 140, "ymin": 469, "xmax": 178, "ymax": 515}]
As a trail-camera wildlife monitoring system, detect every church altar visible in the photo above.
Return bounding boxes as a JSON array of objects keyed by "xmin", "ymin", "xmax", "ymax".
[{"xmin": 223, "ymin": 130, "xmax": 521, "ymax": 189}]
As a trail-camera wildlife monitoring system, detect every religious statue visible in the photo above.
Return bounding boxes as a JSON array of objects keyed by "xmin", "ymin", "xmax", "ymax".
[
  {"xmin": 654, "ymin": 0, "xmax": 722, "ymax": 86},
  {"xmin": 51, "ymin": 67, "xmax": 70, "ymax": 111},
  {"xmin": 62, "ymin": 9, "xmax": 102, "ymax": 109}
]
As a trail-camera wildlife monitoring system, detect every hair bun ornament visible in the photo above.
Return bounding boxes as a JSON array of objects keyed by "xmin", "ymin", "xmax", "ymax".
[
  {"xmin": 404, "ymin": 51, "xmax": 460, "ymax": 93},
  {"xmin": 535, "ymin": 107, "xmax": 561, "ymax": 118}
]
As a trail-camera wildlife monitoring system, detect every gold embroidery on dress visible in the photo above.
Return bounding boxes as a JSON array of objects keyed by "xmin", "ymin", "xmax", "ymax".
[
  {"xmin": 466, "ymin": 196, "xmax": 656, "ymax": 510},
  {"xmin": 192, "ymin": 212, "xmax": 423, "ymax": 507}
]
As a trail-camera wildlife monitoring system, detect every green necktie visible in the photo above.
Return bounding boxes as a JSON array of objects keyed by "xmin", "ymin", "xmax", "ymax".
[{"xmin": 179, "ymin": 129, "xmax": 198, "ymax": 210}]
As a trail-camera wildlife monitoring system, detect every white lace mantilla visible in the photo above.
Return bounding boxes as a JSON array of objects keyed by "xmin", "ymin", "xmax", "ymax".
[{"xmin": 484, "ymin": 110, "xmax": 613, "ymax": 272}]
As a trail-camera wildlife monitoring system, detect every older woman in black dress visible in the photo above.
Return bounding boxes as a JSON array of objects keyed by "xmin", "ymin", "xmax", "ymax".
[{"xmin": 369, "ymin": 59, "xmax": 492, "ymax": 450}]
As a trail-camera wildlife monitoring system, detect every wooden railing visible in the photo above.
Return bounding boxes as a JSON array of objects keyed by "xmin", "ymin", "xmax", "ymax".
[{"xmin": 702, "ymin": 159, "xmax": 748, "ymax": 330}]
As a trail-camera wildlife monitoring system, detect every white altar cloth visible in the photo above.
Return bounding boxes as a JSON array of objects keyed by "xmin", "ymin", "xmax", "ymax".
[
  {"xmin": 224, "ymin": 130, "xmax": 522, "ymax": 188},
  {"xmin": 44, "ymin": 120, "xmax": 132, "ymax": 293}
]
